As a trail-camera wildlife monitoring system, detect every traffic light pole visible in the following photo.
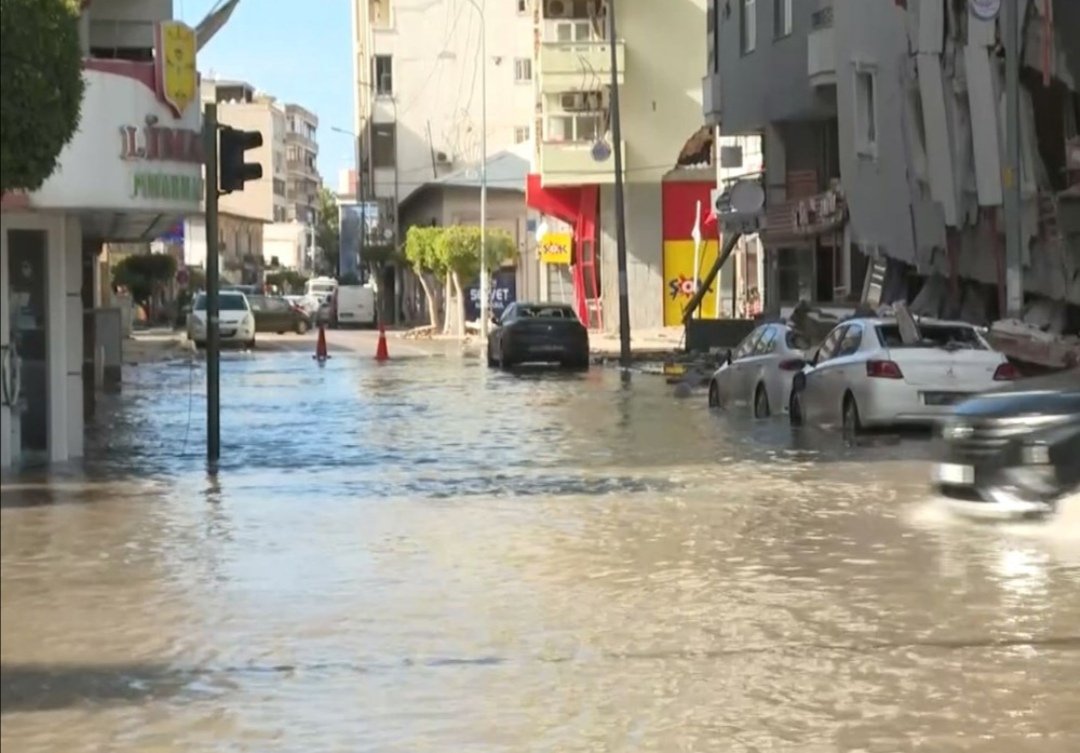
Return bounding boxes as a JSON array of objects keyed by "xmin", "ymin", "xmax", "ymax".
[{"xmin": 204, "ymin": 102, "xmax": 221, "ymax": 465}]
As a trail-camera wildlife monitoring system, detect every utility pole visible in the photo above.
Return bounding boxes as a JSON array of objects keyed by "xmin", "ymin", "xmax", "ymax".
[
  {"xmin": 466, "ymin": 0, "xmax": 490, "ymax": 337},
  {"xmin": 608, "ymin": 0, "xmax": 631, "ymax": 367},
  {"xmin": 357, "ymin": 132, "xmax": 367, "ymax": 283},
  {"xmin": 203, "ymin": 103, "xmax": 221, "ymax": 464},
  {"xmin": 1003, "ymin": 0, "xmax": 1023, "ymax": 317}
]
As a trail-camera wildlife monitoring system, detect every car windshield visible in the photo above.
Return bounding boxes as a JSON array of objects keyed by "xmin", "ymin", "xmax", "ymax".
[
  {"xmin": 875, "ymin": 323, "xmax": 986, "ymax": 350},
  {"xmin": 193, "ymin": 293, "xmax": 248, "ymax": 311},
  {"xmin": 518, "ymin": 306, "xmax": 575, "ymax": 319}
]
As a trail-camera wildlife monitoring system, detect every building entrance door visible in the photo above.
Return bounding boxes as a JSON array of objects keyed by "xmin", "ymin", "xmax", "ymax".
[{"xmin": 5, "ymin": 229, "xmax": 50, "ymax": 467}]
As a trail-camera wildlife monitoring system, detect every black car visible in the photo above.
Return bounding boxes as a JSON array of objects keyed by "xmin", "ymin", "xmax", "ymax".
[
  {"xmin": 246, "ymin": 294, "xmax": 312, "ymax": 334},
  {"xmin": 487, "ymin": 302, "xmax": 590, "ymax": 370},
  {"xmin": 933, "ymin": 369, "xmax": 1080, "ymax": 520}
]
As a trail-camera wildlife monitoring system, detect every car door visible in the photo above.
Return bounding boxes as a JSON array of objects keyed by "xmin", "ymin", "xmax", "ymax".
[
  {"xmin": 801, "ymin": 324, "xmax": 848, "ymax": 425},
  {"xmin": 247, "ymin": 295, "xmax": 268, "ymax": 332},
  {"xmin": 721, "ymin": 326, "xmax": 766, "ymax": 403},
  {"xmin": 267, "ymin": 297, "xmax": 293, "ymax": 331},
  {"xmin": 740, "ymin": 325, "xmax": 779, "ymax": 403},
  {"xmin": 820, "ymin": 323, "xmax": 867, "ymax": 418},
  {"xmin": 493, "ymin": 303, "xmax": 515, "ymax": 354}
]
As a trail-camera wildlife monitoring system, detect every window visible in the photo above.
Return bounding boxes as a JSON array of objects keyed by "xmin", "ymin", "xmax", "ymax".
[
  {"xmin": 815, "ymin": 325, "xmax": 847, "ymax": 362},
  {"xmin": 554, "ymin": 20, "xmax": 596, "ymax": 43},
  {"xmin": 514, "ymin": 58, "xmax": 533, "ymax": 83},
  {"xmin": 836, "ymin": 325, "xmax": 863, "ymax": 358},
  {"xmin": 741, "ymin": 0, "xmax": 756, "ymax": 54},
  {"xmin": 752, "ymin": 326, "xmax": 778, "ymax": 356},
  {"xmin": 734, "ymin": 327, "xmax": 766, "ymax": 360},
  {"xmin": 374, "ymin": 55, "xmax": 393, "ymax": 95},
  {"xmin": 517, "ymin": 0, "xmax": 528, "ymax": 14},
  {"xmin": 514, "ymin": 126, "xmax": 530, "ymax": 144},
  {"xmin": 785, "ymin": 329, "xmax": 812, "ymax": 351},
  {"xmin": 546, "ymin": 114, "xmax": 601, "ymax": 143},
  {"xmin": 774, "ymin": 0, "xmax": 792, "ymax": 37},
  {"xmin": 875, "ymin": 324, "xmax": 988, "ymax": 350},
  {"xmin": 855, "ymin": 68, "xmax": 878, "ymax": 156},
  {"xmin": 371, "ymin": 123, "xmax": 396, "ymax": 167}
]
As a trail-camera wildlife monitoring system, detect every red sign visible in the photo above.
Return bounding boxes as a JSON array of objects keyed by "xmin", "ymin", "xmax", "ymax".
[{"xmin": 120, "ymin": 115, "xmax": 203, "ymax": 164}]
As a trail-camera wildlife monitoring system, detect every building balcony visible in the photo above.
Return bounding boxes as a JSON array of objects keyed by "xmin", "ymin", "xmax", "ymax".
[
  {"xmin": 807, "ymin": 4, "xmax": 836, "ymax": 87},
  {"xmin": 286, "ymin": 159, "xmax": 319, "ymax": 179},
  {"xmin": 538, "ymin": 140, "xmax": 625, "ymax": 187},
  {"xmin": 538, "ymin": 40, "xmax": 624, "ymax": 94},
  {"xmin": 702, "ymin": 73, "xmax": 721, "ymax": 126},
  {"xmin": 285, "ymin": 130, "xmax": 317, "ymax": 150}
]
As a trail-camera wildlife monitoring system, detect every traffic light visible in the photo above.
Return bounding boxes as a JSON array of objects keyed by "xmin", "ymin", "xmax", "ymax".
[{"xmin": 219, "ymin": 126, "xmax": 263, "ymax": 194}]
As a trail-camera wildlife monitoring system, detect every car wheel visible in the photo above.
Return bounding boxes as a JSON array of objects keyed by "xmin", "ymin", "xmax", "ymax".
[
  {"xmin": 708, "ymin": 380, "xmax": 721, "ymax": 408},
  {"xmin": 789, "ymin": 389, "xmax": 803, "ymax": 426},
  {"xmin": 296, "ymin": 320, "xmax": 309, "ymax": 335},
  {"xmin": 753, "ymin": 384, "xmax": 771, "ymax": 419},
  {"xmin": 499, "ymin": 346, "xmax": 514, "ymax": 370},
  {"xmin": 842, "ymin": 393, "xmax": 862, "ymax": 438}
]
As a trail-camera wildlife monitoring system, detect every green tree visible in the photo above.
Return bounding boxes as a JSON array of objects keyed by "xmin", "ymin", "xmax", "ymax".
[
  {"xmin": 404, "ymin": 226, "xmax": 446, "ymax": 329},
  {"xmin": 113, "ymin": 253, "xmax": 178, "ymax": 321},
  {"xmin": 0, "ymin": 0, "xmax": 85, "ymax": 193},
  {"xmin": 265, "ymin": 269, "xmax": 308, "ymax": 294},
  {"xmin": 315, "ymin": 187, "xmax": 340, "ymax": 275},
  {"xmin": 433, "ymin": 226, "xmax": 517, "ymax": 336}
]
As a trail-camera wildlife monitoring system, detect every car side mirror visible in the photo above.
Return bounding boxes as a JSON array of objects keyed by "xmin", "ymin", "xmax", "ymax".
[{"xmin": 724, "ymin": 348, "xmax": 733, "ymax": 365}]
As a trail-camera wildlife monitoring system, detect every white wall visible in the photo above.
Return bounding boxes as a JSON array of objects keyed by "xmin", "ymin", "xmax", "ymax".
[
  {"xmin": 264, "ymin": 222, "xmax": 308, "ymax": 270},
  {"xmin": 361, "ymin": 0, "xmax": 536, "ymax": 205}
]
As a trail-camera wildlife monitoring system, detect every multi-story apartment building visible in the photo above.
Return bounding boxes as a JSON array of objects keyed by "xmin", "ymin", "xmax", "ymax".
[
  {"xmin": 525, "ymin": 0, "xmax": 719, "ymax": 330},
  {"xmin": 285, "ymin": 103, "xmax": 321, "ymax": 225},
  {"xmin": 703, "ymin": 0, "xmax": 1079, "ymax": 324},
  {"xmin": 349, "ymin": 0, "xmax": 536, "ymax": 280}
]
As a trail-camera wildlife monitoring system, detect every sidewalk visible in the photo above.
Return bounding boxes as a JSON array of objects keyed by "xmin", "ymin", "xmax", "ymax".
[{"xmin": 124, "ymin": 328, "xmax": 193, "ymax": 365}]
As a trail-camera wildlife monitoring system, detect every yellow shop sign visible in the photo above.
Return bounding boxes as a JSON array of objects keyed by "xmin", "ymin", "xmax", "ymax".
[{"xmin": 538, "ymin": 232, "xmax": 572, "ymax": 265}]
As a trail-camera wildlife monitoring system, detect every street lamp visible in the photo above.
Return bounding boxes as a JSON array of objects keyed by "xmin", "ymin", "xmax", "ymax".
[{"xmin": 465, "ymin": 0, "xmax": 489, "ymax": 338}]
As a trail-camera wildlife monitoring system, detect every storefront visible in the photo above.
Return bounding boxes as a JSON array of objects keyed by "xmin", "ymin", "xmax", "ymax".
[{"xmin": 1, "ymin": 22, "xmax": 202, "ymax": 470}]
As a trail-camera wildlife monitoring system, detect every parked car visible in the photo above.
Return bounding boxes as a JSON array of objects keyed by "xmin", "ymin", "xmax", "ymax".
[
  {"xmin": 707, "ymin": 322, "xmax": 811, "ymax": 417},
  {"xmin": 247, "ymin": 294, "xmax": 311, "ymax": 334},
  {"xmin": 789, "ymin": 317, "xmax": 1017, "ymax": 433},
  {"xmin": 487, "ymin": 302, "xmax": 589, "ymax": 370},
  {"xmin": 187, "ymin": 291, "xmax": 256, "ymax": 349},
  {"xmin": 932, "ymin": 369, "xmax": 1080, "ymax": 520}
]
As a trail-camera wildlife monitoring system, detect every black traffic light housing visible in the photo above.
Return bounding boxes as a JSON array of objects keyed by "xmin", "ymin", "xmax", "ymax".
[{"xmin": 219, "ymin": 126, "xmax": 263, "ymax": 194}]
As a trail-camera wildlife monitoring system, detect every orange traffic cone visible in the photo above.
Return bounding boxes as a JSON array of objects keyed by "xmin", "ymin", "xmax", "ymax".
[
  {"xmin": 374, "ymin": 322, "xmax": 389, "ymax": 362},
  {"xmin": 313, "ymin": 323, "xmax": 330, "ymax": 362}
]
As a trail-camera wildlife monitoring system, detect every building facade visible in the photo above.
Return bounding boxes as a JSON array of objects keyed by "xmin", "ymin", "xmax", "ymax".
[
  {"xmin": 348, "ymin": 0, "xmax": 536, "ymax": 283},
  {"xmin": 285, "ymin": 103, "xmax": 322, "ymax": 226},
  {"xmin": 525, "ymin": 0, "xmax": 720, "ymax": 331},
  {"xmin": 2, "ymin": 9, "xmax": 205, "ymax": 469},
  {"xmin": 703, "ymin": 0, "xmax": 1079, "ymax": 323}
]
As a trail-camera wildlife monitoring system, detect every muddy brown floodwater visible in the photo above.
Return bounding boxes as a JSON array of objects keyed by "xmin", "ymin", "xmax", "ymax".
[{"xmin": 3, "ymin": 349, "xmax": 1079, "ymax": 752}]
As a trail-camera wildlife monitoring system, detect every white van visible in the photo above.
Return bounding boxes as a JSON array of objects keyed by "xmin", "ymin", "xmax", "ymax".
[{"xmin": 334, "ymin": 284, "xmax": 378, "ymax": 328}]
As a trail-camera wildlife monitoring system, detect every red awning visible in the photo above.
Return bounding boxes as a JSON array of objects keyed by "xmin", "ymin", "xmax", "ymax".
[{"xmin": 526, "ymin": 173, "xmax": 584, "ymax": 226}]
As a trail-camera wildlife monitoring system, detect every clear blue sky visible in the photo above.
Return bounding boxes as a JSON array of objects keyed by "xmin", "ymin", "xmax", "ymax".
[{"xmin": 179, "ymin": 0, "xmax": 354, "ymax": 187}]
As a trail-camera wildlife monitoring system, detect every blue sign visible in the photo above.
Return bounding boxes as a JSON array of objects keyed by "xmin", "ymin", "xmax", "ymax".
[
  {"xmin": 158, "ymin": 221, "xmax": 184, "ymax": 243},
  {"xmin": 465, "ymin": 269, "xmax": 516, "ymax": 322}
]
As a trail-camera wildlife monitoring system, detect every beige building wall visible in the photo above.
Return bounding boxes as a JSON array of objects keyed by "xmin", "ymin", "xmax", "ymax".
[
  {"xmin": 351, "ymin": 0, "xmax": 536, "ymax": 208},
  {"xmin": 215, "ymin": 100, "xmax": 287, "ymax": 223}
]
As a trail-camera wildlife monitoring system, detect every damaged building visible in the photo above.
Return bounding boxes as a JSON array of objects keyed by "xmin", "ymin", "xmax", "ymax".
[{"xmin": 703, "ymin": 0, "xmax": 1079, "ymax": 364}]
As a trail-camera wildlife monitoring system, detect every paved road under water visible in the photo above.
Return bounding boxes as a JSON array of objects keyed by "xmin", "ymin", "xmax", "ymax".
[{"xmin": 2, "ymin": 346, "xmax": 1079, "ymax": 752}]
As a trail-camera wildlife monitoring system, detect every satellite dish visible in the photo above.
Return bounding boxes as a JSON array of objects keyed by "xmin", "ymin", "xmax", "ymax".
[
  {"xmin": 728, "ymin": 179, "xmax": 765, "ymax": 214},
  {"xmin": 591, "ymin": 140, "xmax": 612, "ymax": 162}
]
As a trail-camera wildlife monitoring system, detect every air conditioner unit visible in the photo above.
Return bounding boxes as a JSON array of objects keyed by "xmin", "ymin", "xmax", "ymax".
[
  {"xmin": 559, "ymin": 91, "xmax": 603, "ymax": 111},
  {"xmin": 546, "ymin": 0, "xmax": 570, "ymax": 18}
]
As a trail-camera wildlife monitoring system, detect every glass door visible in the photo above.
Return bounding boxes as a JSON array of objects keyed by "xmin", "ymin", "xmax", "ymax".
[{"xmin": 6, "ymin": 229, "xmax": 49, "ymax": 465}]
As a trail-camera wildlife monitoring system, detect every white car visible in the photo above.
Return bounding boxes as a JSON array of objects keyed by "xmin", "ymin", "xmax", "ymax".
[
  {"xmin": 789, "ymin": 317, "xmax": 1017, "ymax": 433},
  {"xmin": 708, "ymin": 322, "xmax": 812, "ymax": 418},
  {"xmin": 187, "ymin": 291, "xmax": 257, "ymax": 349}
]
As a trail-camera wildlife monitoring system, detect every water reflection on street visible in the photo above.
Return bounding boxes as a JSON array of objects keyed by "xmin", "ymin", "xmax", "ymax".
[{"xmin": 2, "ymin": 350, "xmax": 1079, "ymax": 752}]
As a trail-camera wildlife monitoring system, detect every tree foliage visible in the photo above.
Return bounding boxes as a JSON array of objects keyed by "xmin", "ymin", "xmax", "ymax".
[
  {"xmin": 0, "ymin": 0, "xmax": 85, "ymax": 192},
  {"xmin": 433, "ymin": 226, "xmax": 517, "ymax": 280},
  {"xmin": 112, "ymin": 254, "xmax": 177, "ymax": 307},
  {"xmin": 315, "ymin": 187, "xmax": 340, "ymax": 274},
  {"xmin": 403, "ymin": 226, "xmax": 445, "ymax": 276},
  {"xmin": 265, "ymin": 269, "xmax": 308, "ymax": 293}
]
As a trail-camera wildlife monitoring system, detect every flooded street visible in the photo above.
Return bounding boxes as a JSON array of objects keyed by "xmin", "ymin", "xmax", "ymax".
[{"xmin": 3, "ymin": 345, "xmax": 1079, "ymax": 752}]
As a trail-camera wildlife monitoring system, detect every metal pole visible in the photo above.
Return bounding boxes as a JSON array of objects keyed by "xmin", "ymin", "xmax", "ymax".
[
  {"xmin": 478, "ymin": 0, "xmax": 489, "ymax": 338},
  {"xmin": 203, "ymin": 102, "xmax": 221, "ymax": 465},
  {"xmin": 608, "ymin": 0, "xmax": 631, "ymax": 366},
  {"xmin": 357, "ymin": 133, "xmax": 367, "ymax": 284},
  {"xmin": 1003, "ymin": 0, "xmax": 1023, "ymax": 317}
]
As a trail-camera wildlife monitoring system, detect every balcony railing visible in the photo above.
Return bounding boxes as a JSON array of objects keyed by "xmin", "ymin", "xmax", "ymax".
[
  {"xmin": 538, "ymin": 40, "xmax": 625, "ymax": 94},
  {"xmin": 538, "ymin": 140, "xmax": 625, "ymax": 187},
  {"xmin": 811, "ymin": 3, "xmax": 834, "ymax": 30}
]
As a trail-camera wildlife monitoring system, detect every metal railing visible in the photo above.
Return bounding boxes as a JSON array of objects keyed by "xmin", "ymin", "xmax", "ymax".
[{"xmin": 811, "ymin": 4, "xmax": 834, "ymax": 30}]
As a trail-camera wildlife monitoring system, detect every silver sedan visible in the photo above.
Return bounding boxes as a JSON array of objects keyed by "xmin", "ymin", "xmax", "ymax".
[{"xmin": 708, "ymin": 322, "xmax": 811, "ymax": 418}]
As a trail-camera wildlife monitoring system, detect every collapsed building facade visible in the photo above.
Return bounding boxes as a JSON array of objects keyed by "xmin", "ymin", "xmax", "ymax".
[{"xmin": 703, "ymin": 0, "xmax": 1079, "ymax": 364}]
